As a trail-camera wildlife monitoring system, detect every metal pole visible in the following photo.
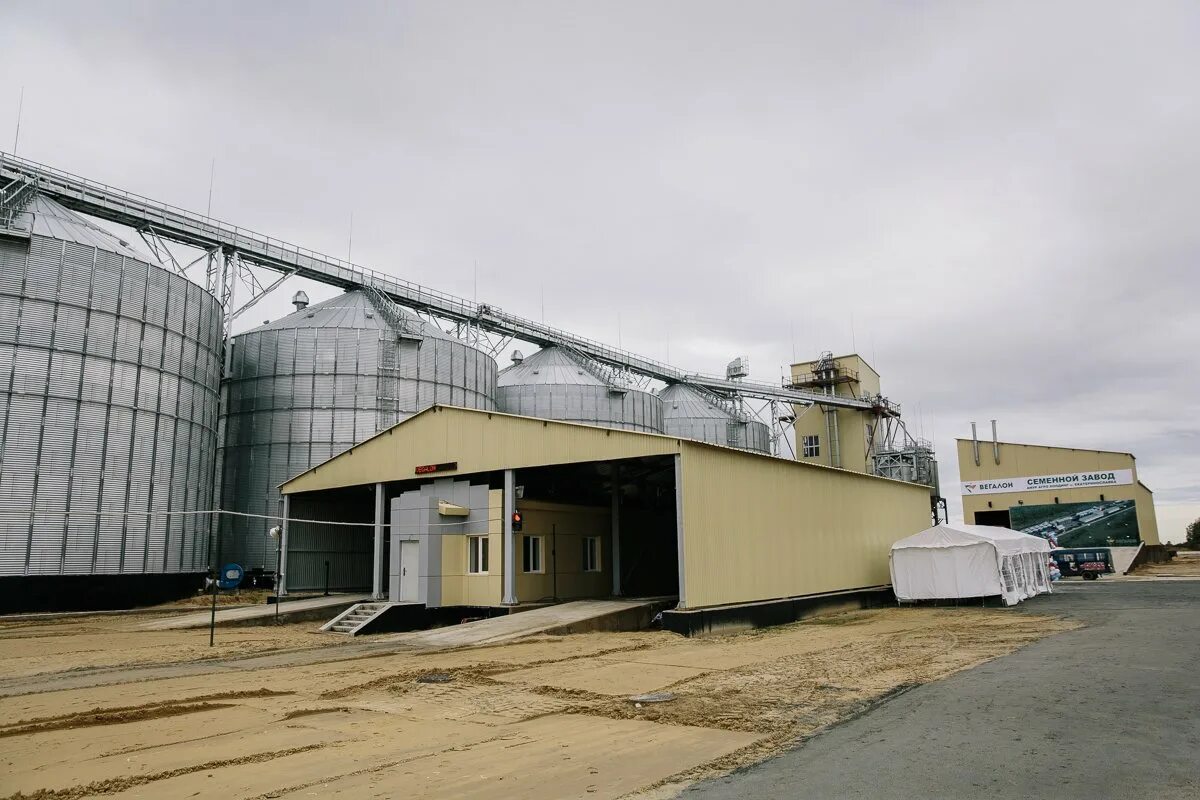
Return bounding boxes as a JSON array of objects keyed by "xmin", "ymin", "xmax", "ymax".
[
  {"xmin": 611, "ymin": 463, "xmax": 621, "ymax": 597},
  {"xmin": 552, "ymin": 523, "xmax": 558, "ymax": 602},
  {"xmin": 275, "ymin": 531, "xmax": 281, "ymax": 623},
  {"xmin": 502, "ymin": 469, "xmax": 517, "ymax": 605},
  {"xmin": 13, "ymin": 87, "xmax": 23, "ymax": 155},
  {"xmin": 209, "ymin": 518, "xmax": 222, "ymax": 647},
  {"xmin": 208, "ymin": 567, "xmax": 218, "ymax": 647},
  {"xmin": 278, "ymin": 495, "xmax": 290, "ymax": 597},
  {"xmin": 373, "ymin": 482, "xmax": 385, "ymax": 600},
  {"xmin": 674, "ymin": 454, "xmax": 686, "ymax": 609},
  {"xmin": 324, "ymin": 561, "xmax": 330, "ymax": 596},
  {"xmin": 206, "ymin": 158, "xmax": 215, "ymax": 217}
]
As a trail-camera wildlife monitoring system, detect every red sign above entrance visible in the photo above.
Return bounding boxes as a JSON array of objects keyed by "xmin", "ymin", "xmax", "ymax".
[{"xmin": 415, "ymin": 461, "xmax": 458, "ymax": 475}]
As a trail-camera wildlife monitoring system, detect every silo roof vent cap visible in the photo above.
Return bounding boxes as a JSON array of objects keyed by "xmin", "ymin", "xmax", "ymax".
[
  {"xmin": 292, "ymin": 290, "xmax": 310, "ymax": 311},
  {"xmin": 510, "ymin": 349, "xmax": 525, "ymax": 364}
]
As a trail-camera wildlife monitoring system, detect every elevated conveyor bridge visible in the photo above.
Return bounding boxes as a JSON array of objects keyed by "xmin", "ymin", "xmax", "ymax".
[{"xmin": 0, "ymin": 151, "xmax": 882, "ymax": 415}]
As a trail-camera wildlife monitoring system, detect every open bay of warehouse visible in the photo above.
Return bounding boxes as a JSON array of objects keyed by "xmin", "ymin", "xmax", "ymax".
[{"xmin": 0, "ymin": 602, "xmax": 1074, "ymax": 799}]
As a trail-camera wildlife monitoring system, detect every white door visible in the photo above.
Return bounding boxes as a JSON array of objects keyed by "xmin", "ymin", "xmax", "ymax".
[{"xmin": 399, "ymin": 541, "xmax": 420, "ymax": 603}]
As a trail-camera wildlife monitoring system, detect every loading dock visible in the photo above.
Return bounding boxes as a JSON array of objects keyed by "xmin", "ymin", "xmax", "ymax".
[{"xmin": 278, "ymin": 405, "xmax": 932, "ymax": 632}]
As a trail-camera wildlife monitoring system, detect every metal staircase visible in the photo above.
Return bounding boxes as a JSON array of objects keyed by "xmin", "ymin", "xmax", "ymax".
[
  {"xmin": 320, "ymin": 601, "xmax": 397, "ymax": 636},
  {"xmin": 363, "ymin": 282, "xmax": 422, "ymax": 339},
  {"xmin": 0, "ymin": 174, "xmax": 38, "ymax": 233}
]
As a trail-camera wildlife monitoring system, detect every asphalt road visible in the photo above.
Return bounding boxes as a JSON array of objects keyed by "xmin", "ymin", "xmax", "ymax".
[{"xmin": 681, "ymin": 579, "xmax": 1200, "ymax": 800}]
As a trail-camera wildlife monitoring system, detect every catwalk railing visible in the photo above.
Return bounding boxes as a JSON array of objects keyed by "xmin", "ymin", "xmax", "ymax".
[{"xmin": 0, "ymin": 151, "xmax": 878, "ymax": 412}]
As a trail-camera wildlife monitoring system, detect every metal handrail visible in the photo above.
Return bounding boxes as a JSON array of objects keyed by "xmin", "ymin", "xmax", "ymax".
[
  {"xmin": 0, "ymin": 150, "xmax": 885, "ymax": 413},
  {"xmin": 0, "ymin": 173, "xmax": 37, "ymax": 228}
]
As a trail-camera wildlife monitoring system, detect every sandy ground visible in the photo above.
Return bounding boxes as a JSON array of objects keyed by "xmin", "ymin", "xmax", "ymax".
[
  {"xmin": 0, "ymin": 612, "xmax": 339, "ymax": 680},
  {"xmin": 1129, "ymin": 549, "xmax": 1200, "ymax": 577},
  {"xmin": 0, "ymin": 607, "xmax": 1076, "ymax": 799}
]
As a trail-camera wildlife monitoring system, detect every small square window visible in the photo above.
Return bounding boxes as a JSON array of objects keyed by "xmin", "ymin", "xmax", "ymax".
[
  {"xmin": 522, "ymin": 535, "xmax": 543, "ymax": 573},
  {"xmin": 582, "ymin": 536, "xmax": 601, "ymax": 572},
  {"xmin": 468, "ymin": 535, "xmax": 488, "ymax": 574},
  {"xmin": 802, "ymin": 434, "xmax": 820, "ymax": 458}
]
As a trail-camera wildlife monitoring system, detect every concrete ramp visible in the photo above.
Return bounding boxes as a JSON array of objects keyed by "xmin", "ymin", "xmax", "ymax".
[
  {"xmin": 379, "ymin": 598, "xmax": 670, "ymax": 650},
  {"xmin": 139, "ymin": 594, "xmax": 370, "ymax": 630}
]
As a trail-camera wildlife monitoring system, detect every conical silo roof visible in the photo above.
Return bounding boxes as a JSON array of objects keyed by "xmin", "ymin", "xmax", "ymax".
[
  {"xmin": 496, "ymin": 346, "xmax": 664, "ymax": 432},
  {"xmin": 659, "ymin": 382, "xmax": 771, "ymax": 453},
  {"xmin": 497, "ymin": 346, "xmax": 608, "ymax": 387},
  {"xmin": 659, "ymin": 382, "xmax": 738, "ymax": 420},
  {"xmin": 246, "ymin": 288, "xmax": 456, "ymax": 340},
  {"xmin": 19, "ymin": 194, "xmax": 150, "ymax": 261}
]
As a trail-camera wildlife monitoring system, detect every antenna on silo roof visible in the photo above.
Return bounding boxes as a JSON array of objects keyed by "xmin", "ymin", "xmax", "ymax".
[
  {"xmin": 206, "ymin": 158, "xmax": 215, "ymax": 216},
  {"xmin": 12, "ymin": 86, "xmax": 23, "ymax": 155}
]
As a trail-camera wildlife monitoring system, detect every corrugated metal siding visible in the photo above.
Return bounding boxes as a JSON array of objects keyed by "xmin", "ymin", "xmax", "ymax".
[
  {"xmin": 283, "ymin": 406, "xmax": 684, "ymax": 495},
  {"xmin": 955, "ymin": 440, "xmax": 1161, "ymax": 544},
  {"xmin": 219, "ymin": 291, "xmax": 498, "ymax": 581},
  {"xmin": 0, "ymin": 217, "xmax": 221, "ymax": 578},
  {"xmin": 283, "ymin": 494, "xmax": 374, "ymax": 591},
  {"xmin": 659, "ymin": 382, "xmax": 770, "ymax": 454},
  {"xmin": 677, "ymin": 443, "xmax": 931, "ymax": 609}
]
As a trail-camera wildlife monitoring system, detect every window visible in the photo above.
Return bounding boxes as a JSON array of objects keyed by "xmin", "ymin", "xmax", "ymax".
[
  {"xmin": 468, "ymin": 535, "xmax": 488, "ymax": 574},
  {"xmin": 582, "ymin": 536, "xmax": 601, "ymax": 572},
  {"xmin": 522, "ymin": 535, "xmax": 543, "ymax": 573},
  {"xmin": 802, "ymin": 434, "xmax": 820, "ymax": 458}
]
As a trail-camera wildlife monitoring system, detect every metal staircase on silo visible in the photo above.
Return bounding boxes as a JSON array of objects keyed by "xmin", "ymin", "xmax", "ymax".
[{"xmin": 0, "ymin": 174, "xmax": 38, "ymax": 236}]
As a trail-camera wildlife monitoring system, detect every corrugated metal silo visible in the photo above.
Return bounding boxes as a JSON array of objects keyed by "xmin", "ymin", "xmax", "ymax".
[
  {"xmin": 0, "ymin": 195, "xmax": 222, "ymax": 591},
  {"xmin": 220, "ymin": 289, "xmax": 497, "ymax": 588},
  {"xmin": 659, "ymin": 382, "xmax": 771, "ymax": 453},
  {"xmin": 496, "ymin": 346, "xmax": 664, "ymax": 433}
]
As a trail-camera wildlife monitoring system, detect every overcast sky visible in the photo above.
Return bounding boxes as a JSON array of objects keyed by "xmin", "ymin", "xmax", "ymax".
[{"xmin": 2, "ymin": 1, "xmax": 1197, "ymax": 540}]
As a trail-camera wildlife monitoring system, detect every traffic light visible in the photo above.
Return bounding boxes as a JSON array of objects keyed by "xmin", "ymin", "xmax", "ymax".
[{"xmin": 511, "ymin": 510, "xmax": 523, "ymax": 532}]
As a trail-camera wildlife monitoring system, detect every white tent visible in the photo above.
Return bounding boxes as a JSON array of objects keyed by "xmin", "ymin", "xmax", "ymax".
[{"xmin": 890, "ymin": 524, "xmax": 1053, "ymax": 606}]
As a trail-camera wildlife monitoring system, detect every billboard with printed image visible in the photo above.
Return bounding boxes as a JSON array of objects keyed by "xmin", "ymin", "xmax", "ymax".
[{"xmin": 1008, "ymin": 499, "xmax": 1140, "ymax": 548}]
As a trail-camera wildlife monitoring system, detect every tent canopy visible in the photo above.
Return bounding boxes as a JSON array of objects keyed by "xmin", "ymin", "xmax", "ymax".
[
  {"xmin": 892, "ymin": 523, "xmax": 1051, "ymax": 556},
  {"xmin": 890, "ymin": 524, "xmax": 1052, "ymax": 605}
]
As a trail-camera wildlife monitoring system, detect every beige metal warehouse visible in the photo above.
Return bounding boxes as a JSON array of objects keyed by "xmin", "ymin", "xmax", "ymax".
[
  {"xmin": 278, "ymin": 405, "xmax": 932, "ymax": 633},
  {"xmin": 958, "ymin": 438, "xmax": 1160, "ymax": 545}
]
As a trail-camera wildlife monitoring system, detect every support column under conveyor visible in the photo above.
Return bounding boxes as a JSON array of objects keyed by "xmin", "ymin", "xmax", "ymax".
[{"xmin": 825, "ymin": 387, "xmax": 842, "ymax": 469}]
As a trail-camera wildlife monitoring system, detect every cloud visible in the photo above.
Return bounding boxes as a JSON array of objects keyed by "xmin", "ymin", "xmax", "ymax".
[{"xmin": 2, "ymin": 0, "xmax": 1195, "ymax": 520}]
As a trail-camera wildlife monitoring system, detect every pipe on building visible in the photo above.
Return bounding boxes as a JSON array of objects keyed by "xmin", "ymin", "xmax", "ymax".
[
  {"xmin": 991, "ymin": 420, "xmax": 1000, "ymax": 465},
  {"xmin": 824, "ymin": 384, "xmax": 841, "ymax": 469},
  {"xmin": 971, "ymin": 421, "xmax": 980, "ymax": 467}
]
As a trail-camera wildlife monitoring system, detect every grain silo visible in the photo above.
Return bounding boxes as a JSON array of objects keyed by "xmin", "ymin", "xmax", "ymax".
[
  {"xmin": 659, "ymin": 382, "xmax": 771, "ymax": 454},
  {"xmin": 0, "ymin": 195, "xmax": 222, "ymax": 609},
  {"xmin": 220, "ymin": 289, "xmax": 497, "ymax": 589},
  {"xmin": 496, "ymin": 346, "xmax": 664, "ymax": 433}
]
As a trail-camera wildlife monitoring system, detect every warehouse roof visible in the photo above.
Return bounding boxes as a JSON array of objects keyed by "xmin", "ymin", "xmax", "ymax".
[
  {"xmin": 954, "ymin": 438, "xmax": 1136, "ymax": 459},
  {"xmin": 280, "ymin": 405, "xmax": 925, "ymax": 495}
]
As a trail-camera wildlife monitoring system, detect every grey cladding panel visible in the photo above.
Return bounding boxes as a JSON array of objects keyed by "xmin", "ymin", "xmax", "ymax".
[
  {"xmin": 220, "ymin": 290, "xmax": 497, "ymax": 572},
  {"xmin": 0, "ymin": 226, "xmax": 221, "ymax": 577}
]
